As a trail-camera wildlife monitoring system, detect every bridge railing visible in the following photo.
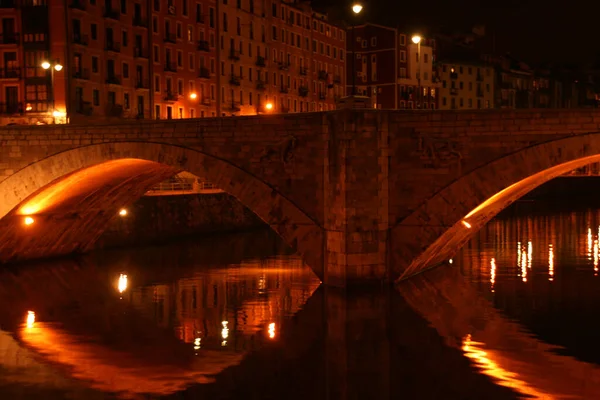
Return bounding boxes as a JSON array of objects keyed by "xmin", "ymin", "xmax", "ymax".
[{"xmin": 145, "ymin": 178, "xmax": 224, "ymax": 195}]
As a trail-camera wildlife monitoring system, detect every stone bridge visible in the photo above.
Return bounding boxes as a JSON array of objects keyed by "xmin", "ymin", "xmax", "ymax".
[{"xmin": 3, "ymin": 109, "xmax": 600, "ymax": 286}]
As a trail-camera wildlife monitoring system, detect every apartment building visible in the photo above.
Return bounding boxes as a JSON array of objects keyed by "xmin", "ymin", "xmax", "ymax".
[
  {"xmin": 0, "ymin": 0, "xmax": 344, "ymax": 125},
  {"xmin": 437, "ymin": 61, "xmax": 494, "ymax": 110},
  {"xmin": 219, "ymin": 0, "xmax": 345, "ymax": 116}
]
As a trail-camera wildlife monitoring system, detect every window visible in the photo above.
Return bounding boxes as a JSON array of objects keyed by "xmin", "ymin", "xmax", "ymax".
[
  {"xmin": 124, "ymin": 93, "xmax": 130, "ymax": 109},
  {"xmin": 182, "ymin": 0, "xmax": 188, "ymax": 16},
  {"xmin": 91, "ymin": 24, "xmax": 97, "ymax": 40},
  {"xmin": 237, "ymin": 17, "xmax": 241, "ymax": 35},
  {"xmin": 153, "ymin": 45, "xmax": 159, "ymax": 62},
  {"xmin": 179, "ymin": 107, "xmax": 184, "ymax": 118},
  {"xmin": 424, "ymin": 54, "xmax": 428, "ymax": 63},
  {"xmin": 399, "ymin": 34, "xmax": 406, "ymax": 45},
  {"xmin": 178, "ymin": 79, "xmax": 183, "ymax": 95},
  {"xmin": 123, "ymin": 62, "xmax": 129, "ymax": 78},
  {"xmin": 189, "ymin": 53, "xmax": 194, "ymax": 69},
  {"xmin": 155, "ymin": 104, "xmax": 160, "ymax": 119},
  {"xmin": 93, "ymin": 89, "xmax": 99, "ymax": 106},
  {"xmin": 371, "ymin": 37, "xmax": 377, "ymax": 47},
  {"xmin": 223, "ymin": 13, "xmax": 228, "ymax": 32},
  {"xmin": 154, "ymin": 0, "xmax": 160, "ymax": 11},
  {"xmin": 209, "ymin": 8, "xmax": 214, "ymax": 28},
  {"xmin": 187, "ymin": 26, "xmax": 193, "ymax": 42},
  {"xmin": 122, "ymin": 31, "xmax": 128, "ymax": 47},
  {"xmin": 177, "ymin": 50, "xmax": 183, "ymax": 67},
  {"xmin": 153, "ymin": 16, "xmax": 158, "ymax": 33},
  {"xmin": 120, "ymin": 0, "xmax": 126, "ymax": 13},
  {"xmin": 154, "ymin": 75, "xmax": 160, "ymax": 92},
  {"xmin": 176, "ymin": 22, "xmax": 182, "ymax": 38},
  {"xmin": 92, "ymin": 56, "xmax": 98, "ymax": 72}
]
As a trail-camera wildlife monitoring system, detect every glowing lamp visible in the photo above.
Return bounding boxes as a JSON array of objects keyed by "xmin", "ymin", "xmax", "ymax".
[
  {"xmin": 265, "ymin": 102, "xmax": 273, "ymax": 111},
  {"xmin": 26, "ymin": 311, "xmax": 35, "ymax": 328},
  {"xmin": 52, "ymin": 110, "xmax": 66, "ymax": 118},
  {"xmin": 412, "ymin": 35, "xmax": 422, "ymax": 44},
  {"xmin": 119, "ymin": 208, "xmax": 128, "ymax": 216},
  {"xmin": 461, "ymin": 220, "xmax": 472, "ymax": 229},
  {"xmin": 54, "ymin": 64, "xmax": 63, "ymax": 71},
  {"xmin": 352, "ymin": 3, "xmax": 363, "ymax": 14},
  {"xmin": 41, "ymin": 61, "xmax": 51, "ymax": 70},
  {"xmin": 189, "ymin": 92, "xmax": 198, "ymax": 100},
  {"xmin": 24, "ymin": 216, "xmax": 34, "ymax": 226},
  {"xmin": 25, "ymin": 103, "xmax": 32, "ymax": 111}
]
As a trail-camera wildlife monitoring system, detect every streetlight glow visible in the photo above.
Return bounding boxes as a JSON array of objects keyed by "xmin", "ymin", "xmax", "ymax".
[
  {"xmin": 54, "ymin": 64, "xmax": 63, "ymax": 71},
  {"xmin": 352, "ymin": 3, "xmax": 363, "ymax": 14},
  {"xmin": 412, "ymin": 35, "xmax": 422, "ymax": 44},
  {"xmin": 24, "ymin": 216, "xmax": 34, "ymax": 226},
  {"xmin": 189, "ymin": 92, "xmax": 197, "ymax": 99},
  {"xmin": 41, "ymin": 61, "xmax": 51, "ymax": 70},
  {"xmin": 265, "ymin": 102, "xmax": 273, "ymax": 111},
  {"xmin": 119, "ymin": 208, "xmax": 128, "ymax": 216}
]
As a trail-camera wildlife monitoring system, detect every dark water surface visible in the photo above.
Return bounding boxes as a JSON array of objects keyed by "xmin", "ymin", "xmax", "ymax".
[{"xmin": 4, "ymin": 202, "xmax": 600, "ymax": 399}]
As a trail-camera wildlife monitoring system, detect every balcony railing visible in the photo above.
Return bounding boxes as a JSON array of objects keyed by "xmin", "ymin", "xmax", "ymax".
[
  {"xmin": 0, "ymin": 67, "xmax": 21, "ymax": 79},
  {"xmin": 0, "ymin": 33, "xmax": 19, "ymax": 45},
  {"xmin": 106, "ymin": 74, "xmax": 121, "ymax": 85},
  {"xmin": 164, "ymin": 32, "xmax": 177, "ymax": 43},
  {"xmin": 229, "ymin": 74, "xmax": 241, "ymax": 85},
  {"xmin": 333, "ymin": 75, "xmax": 341, "ymax": 84},
  {"xmin": 229, "ymin": 50, "xmax": 240, "ymax": 61},
  {"xmin": 134, "ymin": 47, "xmax": 148, "ymax": 58},
  {"xmin": 278, "ymin": 62, "xmax": 289, "ymax": 70},
  {"xmin": 135, "ymin": 79, "xmax": 149, "ymax": 89},
  {"xmin": 318, "ymin": 70, "xmax": 328, "ymax": 81},
  {"xmin": 132, "ymin": 16, "xmax": 148, "ymax": 28},
  {"xmin": 198, "ymin": 67, "xmax": 210, "ymax": 79},
  {"xmin": 197, "ymin": 40, "xmax": 210, "ymax": 51},
  {"xmin": 164, "ymin": 91, "xmax": 179, "ymax": 101},
  {"xmin": 299, "ymin": 67, "xmax": 308, "ymax": 76},
  {"xmin": 255, "ymin": 55, "xmax": 266, "ymax": 67},
  {"xmin": 105, "ymin": 41, "xmax": 121, "ymax": 52},
  {"xmin": 72, "ymin": 33, "xmax": 88, "ymax": 46},
  {"xmin": 69, "ymin": 0, "xmax": 86, "ymax": 10},
  {"xmin": 164, "ymin": 62, "xmax": 177, "ymax": 72},
  {"xmin": 72, "ymin": 68, "xmax": 90, "ymax": 80},
  {"xmin": 103, "ymin": 7, "xmax": 120, "ymax": 20},
  {"xmin": 298, "ymin": 86, "xmax": 308, "ymax": 97}
]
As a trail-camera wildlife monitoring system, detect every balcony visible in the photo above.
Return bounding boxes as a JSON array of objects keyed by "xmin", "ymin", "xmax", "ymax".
[
  {"xmin": 0, "ymin": 32, "xmax": 19, "ymax": 45},
  {"xmin": 255, "ymin": 56, "xmax": 266, "ymax": 67},
  {"xmin": 103, "ymin": 7, "xmax": 120, "ymax": 20},
  {"xmin": 106, "ymin": 74, "xmax": 121, "ymax": 85},
  {"xmin": 105, "ymin": 41, "xmax": 121, "ymax": 53},
  {"xmin": 164, "ymin": 91, "xmax": 179, "ymax": 102},
  {"xmin": 278, "ymin": 62, "xmax": 289, "ymax": 71},
  {"xmin": 279, "ymin": 86, "xmax": 289, "ymax": 94},
  {"xmin": 72, "ymin": 33, "xmax": 88, "ymax": 46},
  {"xmin": 256, "ymin": 80, "xmax": 266, "ymax": 90},
  {"xmin": 72, "ymin": 68, "xmax": 90, "ymax": 80},
  {"xmin": 134, "ymin": 47, "xmax": 149, "ymax": 59},
  {"xmin": 69, "ymin": 0, "xmax": 86, "ymax": 10},
  {"xmin": 225, "ymin": 101, "xmax": 241, "ymax": 112},
  {"xmin": 197, "ymin": 40, "xmax": 210, "ymax": 51},
  {"xmin": 298, "ymin": 86, "xmax": 308, "ymax": 97},
  {"xmin": 135, "ymin": 79, "xmax": 149, "ymax": 89},
  {"xmin": 0, "ymin": 67, "xmax": 20, "ymax": 79},
  {"xmin": 299, "ymin": 67, "xmax": 308, "ymax": 76},
  {"xmin": 201, "ymin": 98, "xmax": 212, "ymax": 106},
  {"xmin": 132, "ymin": 16, "xmax": 148, "ymax": 28},
  {"xmin": 164, "ymin": 32, "xmax": 176, "ymax": 44},
  {"xmin": 229, "ymin": 50, "xmax": 240, "ymax": 61},
  {"xmin": 198, "ymin": 67, "xmax": 210, "ymax": 79},
  {"xmin": 164, "ymin": 62, "xmax": 177, "ymax": 72},
  {"xmin": 318, "ymin": 70, "xmax": 328, "ymax": 81},
  {"xmin": 318, "ymin": 92, "xmax": 326, "ymax": 100},
  {"xmin": 229, "ymin": 74, "xmax": 241, "ymax": 86}
]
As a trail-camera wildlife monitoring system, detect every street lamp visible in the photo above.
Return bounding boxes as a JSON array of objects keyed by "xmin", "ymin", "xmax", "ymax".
[
  {"xmin": 265, "ymin": 102, "xmax": 273, "ymax": 111},
  {"xmin": 411, "ymin": 35, "xmax": 422, "ymax": 109},
  {"xmin": 189, "ymin": 92, "xmax": 198, "ymax": 100},
  {"xmin": 41, "ymin": 60, "xmax": 63, "ymax": 118},
  {"xmin": 350, "ymin": 3, "xmax": 363, "ymax": 96}
]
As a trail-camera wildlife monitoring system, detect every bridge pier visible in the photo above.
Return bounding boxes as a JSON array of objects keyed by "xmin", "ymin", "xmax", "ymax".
[{"xmin": 323, "ymin": 112, "xmax": 390, "ymax": 287}]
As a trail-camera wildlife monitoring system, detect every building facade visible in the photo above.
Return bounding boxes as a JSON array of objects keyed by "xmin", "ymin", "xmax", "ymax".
[
  {"xmin": 437, "ymin": 61, "xmax": 494, "ymax": 110},
  {"xmin": 0, "ymin": 0, "xmax": 345, "ymax": 125},
  {"xmin": 346, "ymin": 23, "xmax": 439, "ymax": 110}
]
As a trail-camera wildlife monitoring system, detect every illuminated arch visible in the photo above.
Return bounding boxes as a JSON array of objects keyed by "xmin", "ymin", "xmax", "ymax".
[
  {"xmin": 395, "ymin": 132, "xmax": 600, "ymax": 280},
  {"xmin": 0, "ymin": 142, "xmax": 324, "ymax": 279}
]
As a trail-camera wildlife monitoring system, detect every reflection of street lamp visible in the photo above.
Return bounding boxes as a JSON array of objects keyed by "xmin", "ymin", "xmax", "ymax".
[
  {"xmin": 350, "ymin": 3, "xmax": 363, "ymax": 96},
  {"xmin": 41, "ymin": 60, "xmax": 63, "ymax": 117},
  {"xmin": 265, "ymin": 102, "xmax": 273, "ymax": 112},
  {"xmin": 411, "ymin": 35, "xmax": 422, "ymax": 108}
]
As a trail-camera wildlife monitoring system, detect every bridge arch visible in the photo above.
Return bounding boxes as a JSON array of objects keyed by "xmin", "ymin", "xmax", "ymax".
[
  {"xmin": 0, "ymin": 142, "xmax": 324, "ymax": 279},
  {"xmin": 395, "ymin": 131, "xmax": 600, "ymax": 280}
]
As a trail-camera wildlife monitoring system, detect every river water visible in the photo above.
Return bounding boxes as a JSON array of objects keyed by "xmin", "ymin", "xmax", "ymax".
[{"xmin": 3, "ymin": 197, "xmax": 600, "ymax": 399}]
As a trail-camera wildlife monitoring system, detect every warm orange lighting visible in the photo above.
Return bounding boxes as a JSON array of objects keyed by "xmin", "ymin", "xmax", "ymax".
[
  {"xmin": 189, "ymin": 92, "xmax": 198, "ymax": 100},
  {"xmin": 461, "ymin": 220, "xmax": 472, "ymax": 229},
  {"xmin": 268, "ymin": 322, "xmax": 276, "ymax": 339},
  {"xmin": 265, "ymin": 102, "xmax": 274, "ymax": 111},
  {"xmin": 448, "ymin": 259, "xmax": 453, "ymax": 264},
  {"xmin": 41, "ymin": 61, "xmax": 51, "ymax": 70},
  {"xmin": 54, "ymin": 64, "xmax": 63, "ymax": 71},
  {"xmin": 24, "ymin": 216, "xmax": 34, "ymax": 225},
  {"xmin": 25, "ymin": 103, "xmax": 32, "ymax": 111},
  {"xmin": 119, "ymin": 208, "xmax": 128, "ymax": 216},
  {"xmin": 548, "ymin": 244, "xmax": 554, "ymax": 281},
  {"xmin": 490, "ymin": 258, "xmax": 496, "ymax": 292},
  {"xmin": 118, "ymin": 274, "xmax": 128, "ymax": 294},
  {"xmin": 26, "ymin": 311, "xmax": 35, "ymax": 328},
  {"xmin": 351, "ymin": 3, "xmax": 363, "ymax": 14},
  {"xmin": 412, "ymin": 35, "xmax": 422, "ymax": 44}
]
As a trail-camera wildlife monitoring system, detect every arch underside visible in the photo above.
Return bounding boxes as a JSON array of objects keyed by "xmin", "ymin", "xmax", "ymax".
[
  {"xmin": 395, "ymin": 132, "xmax": 600, "ymax": 281},
  {"xmin": 0, "ymin": 142, "xmax": 324, "ymax": 280}
]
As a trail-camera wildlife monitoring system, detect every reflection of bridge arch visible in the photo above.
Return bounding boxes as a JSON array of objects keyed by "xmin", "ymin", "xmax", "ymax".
[
  {"xmin": 0, "ymin": 142, "xmax": 324, "ymax": 279},
  {"xmin": 396, "ymin": 133, "xmax": 600, "ymax": 279}
]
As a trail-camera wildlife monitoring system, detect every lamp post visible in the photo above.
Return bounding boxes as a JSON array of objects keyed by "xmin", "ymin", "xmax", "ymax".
[
  {"xmin": 41, "ymin": 60, "xmax": 63, "ymax": 118},
  {"xmin": 350, "ymin": 3, "xmax": 363, "ymax": 96},
  {"xmin": 411, "ymin": 35, "xmax": 422, "ymax": 108}
]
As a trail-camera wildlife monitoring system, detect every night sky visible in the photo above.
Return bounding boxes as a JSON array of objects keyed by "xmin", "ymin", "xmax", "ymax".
[{"xmin": 312, "ymin": 0, "xmax": 600, "ymax": 66}]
